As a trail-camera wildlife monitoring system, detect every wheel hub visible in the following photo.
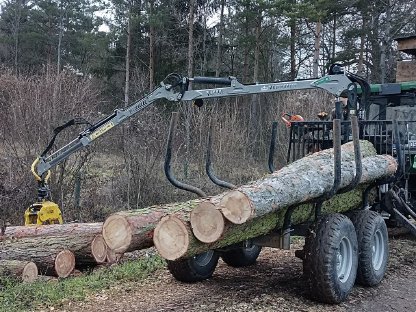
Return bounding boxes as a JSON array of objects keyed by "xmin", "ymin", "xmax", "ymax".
[
  {"xmin": 372, "ymin": 229, "xmax": 384, "ymax": 271},
  {"xmin": 337, "ymin": 236, "xmax": 353, "ymax": 283}
]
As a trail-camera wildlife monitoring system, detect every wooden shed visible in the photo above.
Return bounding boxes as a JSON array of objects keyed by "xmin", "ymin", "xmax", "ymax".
[{"xmin": 395, "ymin": 35, "xmax": 416, "ymax": 82}]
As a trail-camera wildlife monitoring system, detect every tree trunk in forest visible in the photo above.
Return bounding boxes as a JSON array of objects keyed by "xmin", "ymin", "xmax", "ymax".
[
  {"xmin": 0, "ymin": 223, "xmax": 104, "ymax": 271},
  {"xmin": 357, "ymin": 16, "xmax": 366, "ymax": 75},
  {"xmin": 250, "ymin": 11, "xmax": 262, "ymax": 156},
  {"xmin": 149, "ymin": 0, "xmax": 155, "ymax": 90},
  {"xmin": 184, "ymin": 0, "xmax": 195, "ymax": 179},
  {"xmin": 13, "ymin": 0, "xmax": 23, "ymax": 72},
  {"xmin": 187, "ymin": 0, "xmax": 195, "ymax": 79},
  {"xmin": 124, "ymin": 10, "xmax": 131, "ymax": 106},
  {"xmin": 215, "ymin": 0, "xmax": 225, "ymax": 77},
  {"xmin": 289, "ymin": 1, "xmax": 297, "ymax": 80},
  {"xmin": 154, "ymin": 141, "xmax": 397, "ymax": 260},
  {"xmin": 380, "ymin": 0, "xmax": 392, "ymax": 84},
  {"xmin": 313, "ymin": 20, "xmax": 322, "ymax": 78},
  {"xmin": 242, "ymin": 6, "xmax": 249, "ymax": 83},
  {"xmin": 332, "ymin": 15, "xmax": 336, "ymax": 63},
  {"xmin": 0, "ymin": 260, "xmax": 38, "ymax": 282}
]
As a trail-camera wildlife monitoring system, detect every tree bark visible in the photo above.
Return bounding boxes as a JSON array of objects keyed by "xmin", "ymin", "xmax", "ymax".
[
  {"xmin": 219, "ymin": 143, "xmax": 396, "ymax": 224},
  {"xmin": 0, "ymin": 223, "xmax": 104, "ymax": 271},
  {"xmin": 0, "ymin": 260, "xmax": 38, "ymax": 282}
]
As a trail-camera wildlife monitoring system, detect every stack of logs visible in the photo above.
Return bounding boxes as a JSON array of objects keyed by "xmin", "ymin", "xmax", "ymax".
[{"xmin": 0, "ymin": 140, "xmax": 398, "ymax": 282}]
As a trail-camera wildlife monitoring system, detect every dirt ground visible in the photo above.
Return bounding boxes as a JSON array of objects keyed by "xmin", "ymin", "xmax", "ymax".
[{"xmin": 56, "ymin": 234, "xmax": 416, "ymax": 312}]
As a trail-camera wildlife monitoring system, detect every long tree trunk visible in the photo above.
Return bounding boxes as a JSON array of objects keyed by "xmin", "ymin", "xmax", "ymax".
[
  {"xmin": 149, "ymin": 0, "xmax": 155, "ymax": 89},
  {"xmin": 124, "ymin": 9, "xmax": 131, "ymax": 106},
  {"xmin": 13, "ymin": 0, "xmax": 23, "ymax": 72},
  {"xmin": 313, "ymin": 20, "xmax": 322, "ymax": 78},
  {"xmin": 357, "ymin": 16, "xmax": 366, "ymax": 75},
  {"xmin": 0, "ymin": 260, "xmax": 38, "ymax": 282},
  {"xmin": 289, "ymin": 1, "xmax": 297, "ymax": 80},
  {"xmin": 184, "ymin": 0, "xmax": 195, "ymax": 179}
]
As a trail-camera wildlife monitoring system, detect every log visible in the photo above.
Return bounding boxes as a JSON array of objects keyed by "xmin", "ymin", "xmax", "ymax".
[
  {"xmin": 0, "ymin": 260, "xmax": 38, "ymax": 282},
  {"xmin": 51, "ymin": 250, "xmax": 76, "ymax": 277},
  {"xmin": 91, "ymin": 234, "xmax": 108, "ymax": 264},
  {"xmin": 219, "ymin": 142, "xmax": 396, "ymax": 224},
  {"xmin": 102, "ymin": 202, "xmax": 203, "ymax": 253},
  {"xmin": 1, "ymin": 222, "xmax": 102, "ymax": 239},
  {"xmin": 190, "ymin": 140, "xmax": 379, "ymax": 241},
  {"xmin": 0, "ymin": 223, "xmax": 104, "ymax": 273},
  {"xmin": 154, "ymin": 186, "xmax": 373, "ymax": 260}
]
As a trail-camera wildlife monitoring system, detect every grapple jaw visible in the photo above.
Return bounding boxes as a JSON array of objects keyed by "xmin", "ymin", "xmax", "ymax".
[{"xmin": 24, "ymin": 201, "xmax": 63, "ymax": 225}]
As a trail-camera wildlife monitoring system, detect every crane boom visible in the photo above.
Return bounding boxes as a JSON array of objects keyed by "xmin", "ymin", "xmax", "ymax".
[{"xmin": 34, "ymin": 72, "xmax": 354, "ymax": 178}]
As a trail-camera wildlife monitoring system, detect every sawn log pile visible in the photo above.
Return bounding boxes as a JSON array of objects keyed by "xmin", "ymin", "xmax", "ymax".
[{"xmin": 0, "ymin": 140, "xmax": 397, "ymax": 281}]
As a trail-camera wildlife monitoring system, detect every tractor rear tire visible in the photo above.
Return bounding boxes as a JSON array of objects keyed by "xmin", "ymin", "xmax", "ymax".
[
  {"xmin": 349, "ymin": 210, "xmax": 389, "ymax": 286},
  {"xmin": 221, "ymin": 245, "xmax": 262, "ymax": 267},
  {"xmin": 167, "ymin": 250, "xmax": 219, "ymax": 283},
  {"xmin": 303, "ymin": 213, "xmax": 358, "ymax": 303}
]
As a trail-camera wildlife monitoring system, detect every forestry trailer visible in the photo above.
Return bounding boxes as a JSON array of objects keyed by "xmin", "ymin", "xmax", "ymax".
[{"xmin": 28, "ymin": 64, "xmax": 416, "ymax": 303}]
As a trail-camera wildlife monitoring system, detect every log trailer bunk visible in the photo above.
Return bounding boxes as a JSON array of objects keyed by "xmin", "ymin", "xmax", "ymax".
[{"xmin": 28, "ymin": 66, "xmax": 416, "ymax": 303}]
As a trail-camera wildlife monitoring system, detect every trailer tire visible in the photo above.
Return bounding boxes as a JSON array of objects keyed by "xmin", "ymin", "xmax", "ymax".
[
  {"xmin": 349, "ymin": 210, "xmax": 389, "ymax": 286},
  {"xmin": 167, "ymin": 250, "xmax": 219, "ymax": 283},
  {"xmin": 303, "ymin": 213, "xmax": 358, "ymax": 303},
  {"xmin": 221, "ymin": 245, "xmax": 262, "ymax": 267}
]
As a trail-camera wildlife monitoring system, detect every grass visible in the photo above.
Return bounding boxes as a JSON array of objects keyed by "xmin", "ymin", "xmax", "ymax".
[{"xmin": 0, "ymin": 255, "xmax": 165, "ymax": 312}]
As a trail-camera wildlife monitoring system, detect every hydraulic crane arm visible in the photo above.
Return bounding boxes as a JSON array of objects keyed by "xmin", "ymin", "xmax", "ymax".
[{"xmin": 34, "ymin": 72, "xmax": 354, "ymax": 179}]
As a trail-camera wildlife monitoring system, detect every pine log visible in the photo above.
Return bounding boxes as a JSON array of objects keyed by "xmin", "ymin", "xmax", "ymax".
[
  {"xmin": 102, "ymin": 202, "xmax": 204, "ymax": 253},
  {"xmin": 154, "ymin": 186, "xmax": 373, "ymax": 260},
  {"xmin": 219, "ymin": 142, "xmax": 396, "ymax": 224},
  {"xmin": 0, "ymin": 260, "xmax": 38, "ymax": 282},
  {"xmin": 191, "ymin": 155, "xmax": 397, "ymax": 243},
  {"xmin": 0, "ymin": 223, "xmax": 104, "ymax": 272},
  {"xmin": 190, "ymin": 140, "xmax": 379, "ymax": 241}
]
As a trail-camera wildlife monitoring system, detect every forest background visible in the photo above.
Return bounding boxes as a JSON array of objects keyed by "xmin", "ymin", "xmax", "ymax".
[{"xmin": 0, "ymin": 0, "xmax": 415, "ymax": 224}]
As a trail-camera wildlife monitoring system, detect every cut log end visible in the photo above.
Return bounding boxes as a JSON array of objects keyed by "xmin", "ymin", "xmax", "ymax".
[
  {"xmin": 102, "ymin": 214, "xmax": 132, "ymax": 253},
  {"xmin": 0, "ymin": 260, "xmax": 38, "ymax": 282},
  {"xmin": 154, "ymin": 215, "xmax": 189, "ymax": 261},
  {"xmin": 91, "ymin": 235, "xmax": 108, "ymax": 264},
  {"xmin": 55, "ymin": 250, "xmax": 75, "ymax": 278},
  {"xmin": 220, "ymin": 190, "xmax": 252, "ymax": 224},
  {"xmin": 22, "ymin": 262, "xmax": 38, "ymax": 282},
  {"xmin": 190, "ymin": 202, "xmax": 225, "ymax": 243}
]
